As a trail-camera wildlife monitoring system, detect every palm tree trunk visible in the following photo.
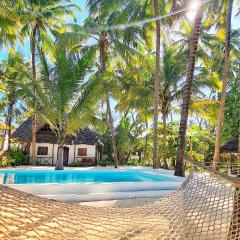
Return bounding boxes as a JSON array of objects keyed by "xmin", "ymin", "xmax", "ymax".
[
  {"xmin": 162, "ymin": 109, "xmax": 169, "ymax": 169},
  {"xmin": 107, "ymin": 97, "xmax": 118, "ymax": 168},
  {"xmin": 6, "ymin": 100, "xmax": 14, "ymax": 152},
  {"xmin": 100, "ymin": 32, "xmax": 118, "ymax": 168},
  {"xmin": 174, "ymin": 4, "xmax": 203, "ymax": 177},
  {"xmin": 1, "ymin": 100, "xmax": 14, "ymax": 154},
  {"xmin": 226, "ymin": 52, "xmax": 240, "ymax": 240},
  {"xmin": 31, "ymin": 27, "xmax": 37, "ymax": 166},
  {"xmin": 153, "ymin": 0, "xmax": 161, "ymax": 169},
  {"xmin": 55, "ymin": 142, "xmax": 64, "ymax": 170},
  {"xmin": 238, "ymin": 64, "xmax": 240, "ymax": 167},
  {"xmin": 212, "ymin": 0, "xmax": 233, "ymax": 169}
]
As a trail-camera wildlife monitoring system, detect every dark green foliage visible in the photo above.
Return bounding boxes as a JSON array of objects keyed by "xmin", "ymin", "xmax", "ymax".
[
  {"xmin": 68, "ymin": 161, "xmax": 85, "ymax": 167},
  {"xmin": 10, "ymin": 148, "xmax": 29, "ymax": 165},
  {"xmin": 222, "ymin": 78, "xmax": 240, "ymax": 143}
]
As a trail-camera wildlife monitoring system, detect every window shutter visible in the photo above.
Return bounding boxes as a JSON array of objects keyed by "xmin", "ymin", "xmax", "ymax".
[
  {"xmin": 78, "ymin": 148, "xmax": 87, "ymax": 156},
  {"xmin": 37, "ymin": 147, "xmax": 48, "ymax": 155}
]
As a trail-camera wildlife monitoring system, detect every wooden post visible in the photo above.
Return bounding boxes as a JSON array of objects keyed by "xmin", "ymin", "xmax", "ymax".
[
  {"xmin": 73, "ymin": 144, "xmax": 76, "ymax": 161},
  {"xmin": 190, "ymin": 136, "xmax": 193, "ymax": 160},
  {"xmin": 52, "ymin": 144, "xmax": 54, "ymax": 165}
]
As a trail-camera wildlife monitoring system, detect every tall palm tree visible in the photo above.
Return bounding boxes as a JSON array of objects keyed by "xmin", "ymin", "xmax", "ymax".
[
  {"xmin": 160, "ymin": 44, "xmax": 186, "ymax": 169},
  {"xmin": 212, "ymin": 0, "xmax": 233, "ymax": 169},
  {"xmin": 66, "ymin": 0, "xmax": 147, "ymax": 168},
  {"xmin": 238, "ymin": 63, "xmax": 240, "ymax": 165},
  {"xmin": 30, "ymin": 42, "xmax": 98, "ymax": 170},
  {"xmin": 152, "ymin": 0, "xmax": 161, "ymax": 169},
  {"xmin": 174, "ymin": 1, "xmax": 203, "ymax": 177},
  {"xmin": 0, "ymin": 51, "xmax": 30, "ymax": 154},
  {"xmin": 0, "ymin": 1, "xmax": 20, "ymax": 47},
  {"xmin": 19, "ymin": 0, "xmax": 79, "ymax": 165}
]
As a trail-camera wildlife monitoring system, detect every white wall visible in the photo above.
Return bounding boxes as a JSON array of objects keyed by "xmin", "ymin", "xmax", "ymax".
[
  {"xmin": 29, "ymin": 143, "xmax": 55, "ymax": 165},
  {"xmin": 30, "ymin": 143, "xmax": 96, "ymax": 165}
]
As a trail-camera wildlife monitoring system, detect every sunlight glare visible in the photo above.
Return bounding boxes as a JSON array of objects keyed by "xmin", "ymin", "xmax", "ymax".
[{"xmin": 186, "ymin": 0, "xmax": 201, "ymax": 22}]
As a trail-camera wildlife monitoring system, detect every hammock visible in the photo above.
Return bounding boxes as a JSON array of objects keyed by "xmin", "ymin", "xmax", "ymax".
[{"xmin": 0, "ymin": 161, "xmax": 240, "ymax": 240}]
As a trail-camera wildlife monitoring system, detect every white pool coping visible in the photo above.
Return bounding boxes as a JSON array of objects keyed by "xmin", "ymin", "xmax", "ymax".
[{"xmin": 1, "ymin": 166, "xmax": 185, "ymax": 202}]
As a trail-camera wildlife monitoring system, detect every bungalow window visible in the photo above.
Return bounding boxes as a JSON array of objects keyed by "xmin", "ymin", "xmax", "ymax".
[
  {"xmin": 37, "ymin": 146, "xmax": 48, "ymax": 156},
  {"xmin": 78, "ymin": 148, "xmax": 87, "ymax": 156}
]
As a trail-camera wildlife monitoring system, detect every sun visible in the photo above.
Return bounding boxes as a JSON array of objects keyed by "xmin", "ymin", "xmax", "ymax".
[{"xmin": 186, "ymin": 0, "xmax": 201, "ymax": 21}]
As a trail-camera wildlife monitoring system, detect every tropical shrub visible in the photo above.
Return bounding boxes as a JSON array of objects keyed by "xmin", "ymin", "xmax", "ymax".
[
  {"xmin": 10, "ymin": 148, "xmax": 29, "ymax": 165},
  {"xmin": 68, "ymin": 161, "xmax": 85, "ymax": 167},
  {"xmin": 0, "ymin": 156, "xmax": 14, "ymax": 167}
]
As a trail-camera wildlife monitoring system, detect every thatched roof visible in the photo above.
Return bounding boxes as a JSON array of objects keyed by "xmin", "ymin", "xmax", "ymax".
[
  {"xmin": 12, "ymin": 118, "xmax": 100, "ymax": 145},
  {"xmin": 220, "ymin": 135, "xmax": 239, "ymax": 153}
]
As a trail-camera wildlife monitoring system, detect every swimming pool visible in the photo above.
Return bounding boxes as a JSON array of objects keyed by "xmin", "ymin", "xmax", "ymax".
[{"xmin": 0, "ymin": 169, "xmax": 178, "ymax": 184}]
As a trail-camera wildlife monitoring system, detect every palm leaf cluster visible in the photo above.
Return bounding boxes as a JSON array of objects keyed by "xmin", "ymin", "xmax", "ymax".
[{"xmin": 0, "ymin": 0, "xmax": 239, "ymax": 172}]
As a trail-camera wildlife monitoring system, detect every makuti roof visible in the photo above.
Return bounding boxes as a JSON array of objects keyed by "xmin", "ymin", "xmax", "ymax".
[
  {"xmin": 220, "ymin": 135, "xmax": 239, "ymax": 153},
  {"xmin": 12, "ymin": 118, "xmax": 100, "ymax": 145}
]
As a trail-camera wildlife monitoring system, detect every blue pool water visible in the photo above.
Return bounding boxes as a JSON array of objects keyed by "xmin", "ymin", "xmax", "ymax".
[{"xmin": 0, "ymin": 169, "xmax": 177, "ymax": 184}]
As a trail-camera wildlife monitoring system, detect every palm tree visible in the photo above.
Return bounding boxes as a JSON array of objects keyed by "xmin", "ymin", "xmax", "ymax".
[
  {"xmin": 0, "ymin": 1, "xmax": 20, "ymax": 47},
  {"xmin": 19, "ymin": 0, "xmax": 79, "ymax": 165},
  {"xmin": 212, "ymin": 0, "xmax": 234, "ymax": 169},
  {"xmin": 67, "ymin": 0, "xmax": 146, "ymax": 168},
  {"xmin": 0, "ymin": 51, "xmax": 30, "ymax": 154},
  {"xmin": 152, "ymin": 0, "xmax": 161, "ymax": 169},
  {"xmin": 174, "ymin": 1, "xmax": 203, "ymax": 177},
  {"xmin": 159, "ymin": 44, "xmax": 186, "ymax": 169},
  {"xmin": 30, "ymin": 42, "xmax": 98, "ymax": 170}
]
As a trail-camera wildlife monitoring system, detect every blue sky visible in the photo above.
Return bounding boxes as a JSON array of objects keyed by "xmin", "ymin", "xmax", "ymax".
[{"xmin": 0, "ymin": 0, "xmax": 88, "ymax": 61}]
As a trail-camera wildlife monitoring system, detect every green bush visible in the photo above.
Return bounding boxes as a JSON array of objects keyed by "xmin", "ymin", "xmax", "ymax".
[
  {"xmin": 0, "ymin": 156, "xmax": 15, "ymax": 167},
  {"xmin": 10, "ymin": 148, "xmax": 29, "ymax": 165},
  {"xmin": 97, "ymin": 160, "xmax": 108, "ymax": 166},
  {"xmin": 127, "ymin": 158, "xmax": 152, "ymax": 167},
  {"xmin": 127, "ymin": 159, "xmax": 139, "ymax": 166},
  {"xmin": 97, "ymin": 158, "xmax": 115, "ymax": 166},
  {"xmin": 68, "ymin": 160, "xmax": 84, "ymax": 167}
]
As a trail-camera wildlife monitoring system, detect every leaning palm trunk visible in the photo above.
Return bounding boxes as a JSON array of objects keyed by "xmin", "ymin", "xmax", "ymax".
[
  {"xmin": 99, "ymin": 33, "xmax": 118, "ymax": 168},
  {"xmin": 162, "ymin": 110, "xmax": 169, "ymax": 169},
  {"xmin": 174, "ymin": 4, "xmax": 203, "ymax": 177},
  {"xmin": 153, "ymin": 0, "xmax": 161, "ymax": 169},
  {"xmin": 212, "ymin": 0, "xmax": 233, "ymax": 170},
  {"xmin": 226, "ymin": 49, "xmax": 240, "ymax": 240},
  {"xmin": 226, "ymin": 1, "xmax": 239, "ymax": 235},
  {"xmin": 31, "ymin": 27, "xmax": 37, "ymax": 166}
]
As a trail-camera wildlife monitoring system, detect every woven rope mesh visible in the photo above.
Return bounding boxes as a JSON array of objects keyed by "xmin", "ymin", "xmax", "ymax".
[{"xmin": 0, "ymin": 169, "xmax": 240, "ymax": 240}]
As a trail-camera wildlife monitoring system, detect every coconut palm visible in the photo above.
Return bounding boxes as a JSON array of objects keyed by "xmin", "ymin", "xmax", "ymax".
[
  {"xmin": 159, "ymin": 44, "xmax": 187, "ymax": 169},
  {"xmin": 212, "ymin": 0, "xmax": 234, "ymax": 169},
  {"xmin": 174, "ymin": 0, "xmax": 204, "ymax": 177},
  {"xmin": 29, "ymin": 42, "xmax": 98, "ymax": 170},
  {"xmin": 61, "ymin": 0, "xmax": 148, "ymax": 168},
  {"xmin": 0, "ymin": 1, "xmax": 21, "ymax": 47},
  {"xmin": 152, "ymin": 0, "xmax": 161, "ymax": 169},
  {"xmin": 0, "ymin": 51, "xmax": 30, "ymax": 154},
  {"xmin": 18, "ymin": 0, "xmax": 80, "ymax": 165}
]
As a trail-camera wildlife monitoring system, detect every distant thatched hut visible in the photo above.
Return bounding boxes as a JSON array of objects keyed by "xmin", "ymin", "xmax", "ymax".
[
  {"xmin": 220, "ymin": 135, "xmax": 239, "ymax": 155},
  {"xmin": 12, "ymin": 118, "xmax": 104, "ymax": 166}
]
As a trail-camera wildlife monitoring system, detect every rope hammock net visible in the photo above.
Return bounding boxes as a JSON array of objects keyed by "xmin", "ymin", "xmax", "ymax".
[{"xmin": 0, "ymin": 160, "xmax": 240, "ymax": 240}]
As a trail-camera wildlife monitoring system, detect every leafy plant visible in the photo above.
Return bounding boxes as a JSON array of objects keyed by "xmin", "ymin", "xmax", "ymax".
[
  {"xmin": 10, "ymin": 148, "xmax": 28, "ymax": 165},
  {"xmin": 68, "ymin": 161, "xmax": 85, "ymax": 167}
]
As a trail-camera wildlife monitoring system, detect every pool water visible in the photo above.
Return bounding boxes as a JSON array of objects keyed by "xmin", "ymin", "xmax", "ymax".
[{"xmin": 0, "ymin": 169, "xmax": 178, "ymax": 184}]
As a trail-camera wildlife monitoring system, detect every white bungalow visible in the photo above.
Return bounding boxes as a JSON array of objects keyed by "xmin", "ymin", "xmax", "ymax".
[{"xmin": 12, "ymin": 118, "xmax": 104, "ymax": 166}]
